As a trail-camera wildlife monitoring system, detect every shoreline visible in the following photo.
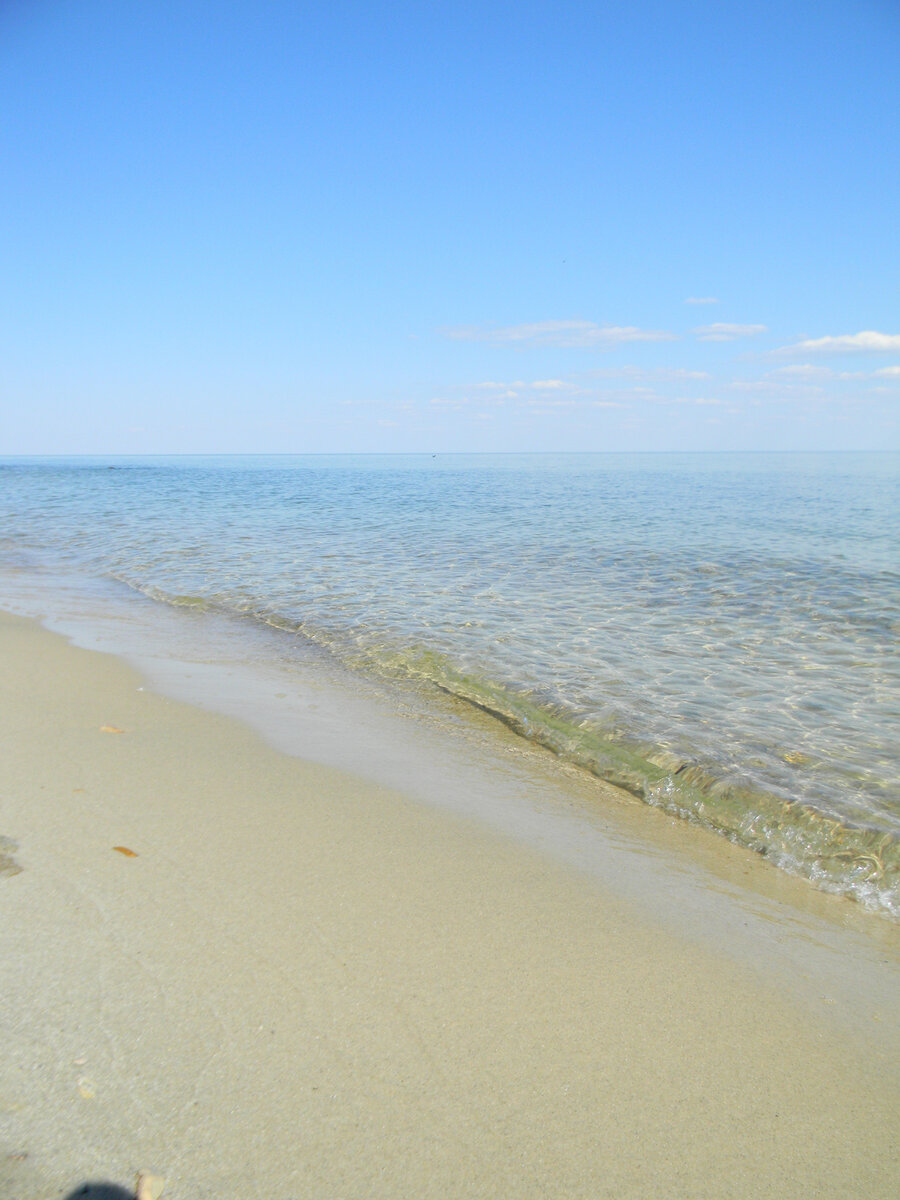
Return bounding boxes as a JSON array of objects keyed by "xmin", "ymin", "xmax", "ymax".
[
  {"xmin": 1, "ymin": 609, "xmax": 898, "ymax": 1198},
  {"xmin": 3, "ymin": 452, "xmax": 898, "ymax": 925},
  {"xmin": 7, "ymin": 567, "xmax": 900, "ymax": 955}
]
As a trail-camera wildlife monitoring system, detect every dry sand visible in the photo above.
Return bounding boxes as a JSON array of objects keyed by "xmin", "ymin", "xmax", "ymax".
[{"xmin": 1, "ymin": 610, "xmax": 898, "ymax": 1199}]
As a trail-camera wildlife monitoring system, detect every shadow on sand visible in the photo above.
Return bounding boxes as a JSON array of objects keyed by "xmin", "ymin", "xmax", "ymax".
[{"xmin": 64, "ymin": 1185, "xmax": 134, "ymax": 1200}]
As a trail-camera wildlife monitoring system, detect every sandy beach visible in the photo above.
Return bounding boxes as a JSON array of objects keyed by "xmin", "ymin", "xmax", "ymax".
[{"xmin": 1, "ymin": 609, "xmax": 898, "ymax": 1199}]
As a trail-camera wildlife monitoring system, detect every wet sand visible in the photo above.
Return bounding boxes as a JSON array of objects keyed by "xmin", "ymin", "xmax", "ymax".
[{"xmin": 1, "ymin": 610, "xmax": 898, "ymax": 1199}]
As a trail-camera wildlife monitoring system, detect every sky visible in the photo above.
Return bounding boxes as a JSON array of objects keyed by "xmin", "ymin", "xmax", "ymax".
[{"xmin": 1, "ymin": 0, "xmax": 898, "ymax": 453}]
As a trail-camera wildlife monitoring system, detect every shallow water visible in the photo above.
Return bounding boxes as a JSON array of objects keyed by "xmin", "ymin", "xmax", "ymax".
[{"xmin": 1, "ymin": 452, "xmax": 898, "ymax": 913}]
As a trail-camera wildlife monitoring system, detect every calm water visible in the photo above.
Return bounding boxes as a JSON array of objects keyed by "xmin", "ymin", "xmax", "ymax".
[{"xmin": 2, "ymin": 453, "xmax": 898, "ymax": 914}]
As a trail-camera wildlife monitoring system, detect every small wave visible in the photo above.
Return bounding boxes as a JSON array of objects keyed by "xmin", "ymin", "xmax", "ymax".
[
  {"xmin": 126, "ymin": 578, "xmax": 900, "ymax": 918},
  {"xmin": 393, "ymin": 649, "xmax": 899, "ymax": 917}
]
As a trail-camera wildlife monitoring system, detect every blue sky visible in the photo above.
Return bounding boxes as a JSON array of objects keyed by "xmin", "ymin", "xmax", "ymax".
[{"xmin": 1, "ymin": 0, "xmax": 898, "ymax": 453}]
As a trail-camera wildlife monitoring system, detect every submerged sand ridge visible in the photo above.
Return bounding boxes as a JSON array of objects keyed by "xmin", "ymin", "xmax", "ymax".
[{"xmin": 1, "ymin": 610, "xmax": 898, "ymax": 1198}]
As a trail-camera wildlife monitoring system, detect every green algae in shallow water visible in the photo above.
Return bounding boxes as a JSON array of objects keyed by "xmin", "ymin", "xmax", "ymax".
[
  {"xmin": 167, "ymin": 594, "xmax": 210, "ymax": 609},
  {"xmin": 387, "ymin": 649, "xmax": 900, "ymax": 917}
]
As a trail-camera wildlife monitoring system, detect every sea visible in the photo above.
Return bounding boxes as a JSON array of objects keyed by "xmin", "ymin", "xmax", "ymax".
[{"xmin": 1, "ymin": 452, "xmax": 898, "ymax": 917}]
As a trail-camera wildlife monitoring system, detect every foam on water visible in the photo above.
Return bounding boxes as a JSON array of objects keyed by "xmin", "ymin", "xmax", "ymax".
[{"xmin": 1, "ymin": 452, "xmax": 898, "ymax": 913}]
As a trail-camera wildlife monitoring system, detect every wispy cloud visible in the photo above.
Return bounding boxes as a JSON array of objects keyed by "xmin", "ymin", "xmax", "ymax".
[
  {"xmin": 693, "ymin": 323, "xmax": 768, "ymax": 341},
  {"xmin": 530, "ymin": 379, "xmax": 577, "ymax": 391},
  {"xmin": 455, "ymin": 378, "xmax": 670, "ymax": 410},
  {"xmin": 729, "ymin": 380, "xmax": 823, "ymax": 395},
  {"xmin": 768, "ymin": 363, "xmax": 900, "ymax": 381},
  {"xmin": 583, "ymin": 366, "xmax": 710, "ymax": 381},
  {"xmin": 443, "ymin": 319, "xmax": 676, "ymax": 348},
  {"xmin": 474, "ymin": 378, "xmax": 580, "ymax": 394},
  {"xmin": 473, "ymin": 381, "xmax": 527, "ymax": 395},
  {"xmin": 685, "ymin": 297, "xmax": 719, "ymax": 305},
  {"xmin": 776, "ymin": 330, "xmax": 900, "ymax": 355},
  {"xmin": 768, "ymin": 363, "xmax": 834, "ymax": 379}
]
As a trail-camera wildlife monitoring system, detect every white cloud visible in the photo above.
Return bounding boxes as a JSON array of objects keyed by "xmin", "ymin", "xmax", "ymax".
[
  {"xmin": 874, "ymin": 365, "xmax": 900, "ymax": 377},
  {"xmin": 729, "ymin": 380, "xmax": 823, "ymax": 396},
  {"xmin": 693, "ymin": 323, "xmax": 768, "ymax": 341},
  {"xmin": 777, "ymin": 330, "xmax": 900, "ymax": 355},
  {"xmin": 685, "ymin": 297, "xmax": 719, "ymax": 305},
  {"xmin": 443, "ymin": 319, "xmax": 677, "ymax": 348},
  {"xmin": 471, "ymin": 382, "xmax": 523, "ymax": 397},
  {"xmin": 585, "ymin": 366, "xmax": 710, "ymax": 381},
  {"xmin": 767, "ymin": 364, "xmax": 834, "ymax": 379},
  {"xmin": 474, "ymin": 378, "xmax": 577, "ymax": 393}
]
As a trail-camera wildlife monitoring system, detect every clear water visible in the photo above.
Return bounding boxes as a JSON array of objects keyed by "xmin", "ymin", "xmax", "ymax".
[{"xmin": 1, "ymin": 452, "xmax": 898, "ymax": 914}]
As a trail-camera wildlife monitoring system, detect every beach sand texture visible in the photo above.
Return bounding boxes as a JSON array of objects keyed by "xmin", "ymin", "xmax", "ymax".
[{"xmin": 1, "ymin": 611, "xmax": 898, "ymax": 1199}]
